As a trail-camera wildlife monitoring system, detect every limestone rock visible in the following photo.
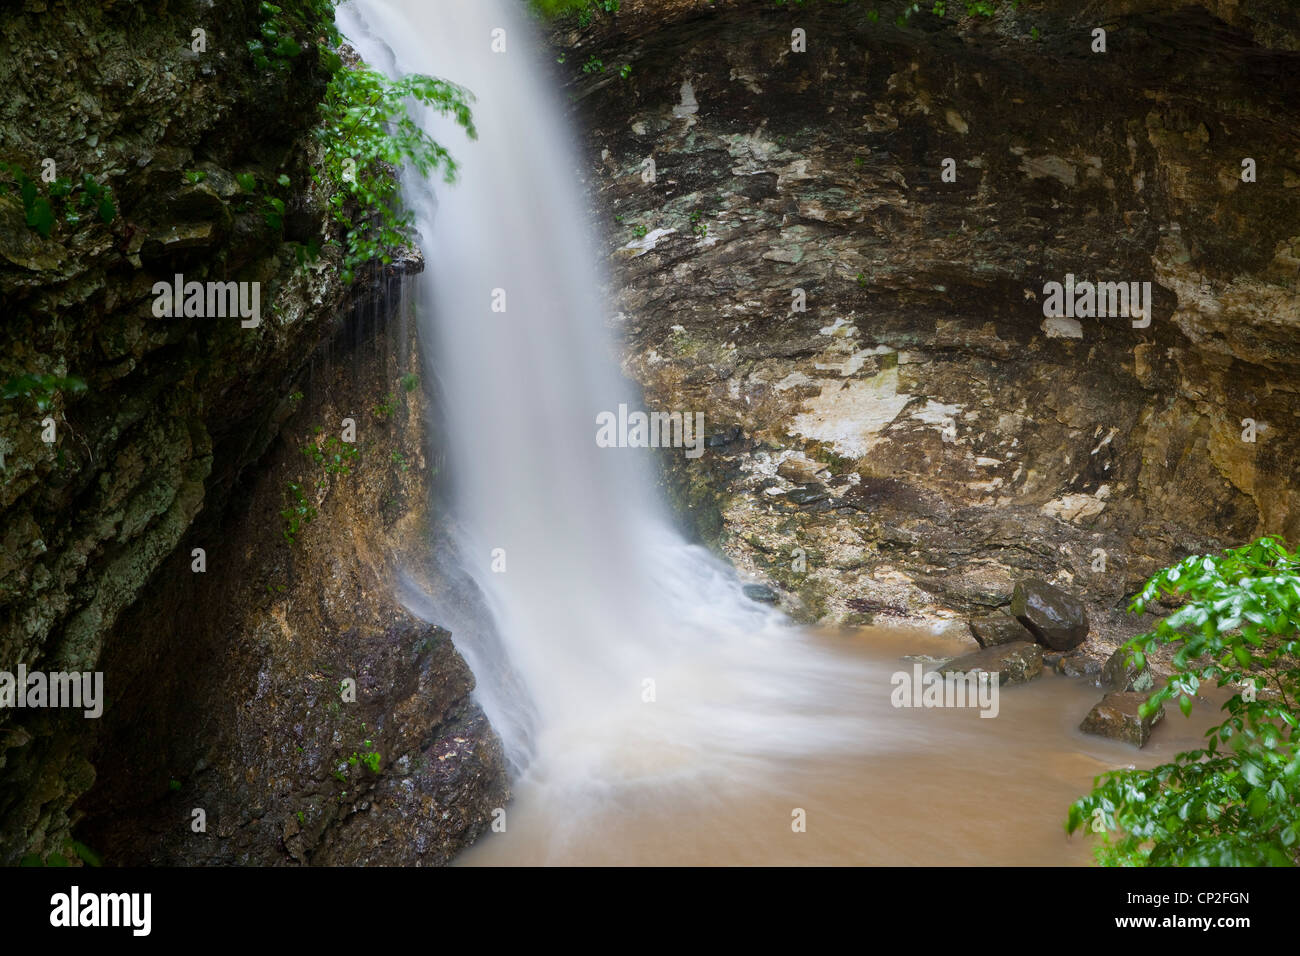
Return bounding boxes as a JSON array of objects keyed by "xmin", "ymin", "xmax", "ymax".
[{"xmin": 1080, "ymin": 692, "xmax": 1165, "ymax": 748}]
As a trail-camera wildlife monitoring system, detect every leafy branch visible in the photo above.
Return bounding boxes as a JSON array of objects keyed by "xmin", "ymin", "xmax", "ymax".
[
  {"xmin": 1068, "ymin": 536, "xmax": 1300, "ymax": 866},
  {"xmin": 313, "ymin": 65, "xmax": 476, "ymax": 283}
]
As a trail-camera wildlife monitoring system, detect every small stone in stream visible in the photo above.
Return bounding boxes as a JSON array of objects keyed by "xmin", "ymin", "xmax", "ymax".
[
  {"xmin": 786, "ymin": 483, "xmax": 829, "ymax": 505},
  {"xmin": 968, "ymin": 611, "xmax": 1035, "ymax": 647},
  {"xmin": 937, "ymin": 641, "xmax": 1043, "ymax": 685},
  {"xmin": 1010, "ymin": 578, "xmax": 1090, "ymax": 651},
  {"xmin": 1043, "ymin": 651, "xmax": 1064, "ymax": 669},
  {"xmin": 1057, "ymin": 651, "xmax": 1103, "ymax": 679},
  {"xmin": 1101, "ymin": 646, "xmax": 1154, "ymax": 692},
  {"xmin": 1080, "ymin": 691, "xmax": 1164, "ymax": 747},
  {"xmin": 901, "ymin": 654, "xmax": 953, "ymax": 665},
  {"xmin": 742, "ymin": 583, "xmax": 778, "ymax": 604}
]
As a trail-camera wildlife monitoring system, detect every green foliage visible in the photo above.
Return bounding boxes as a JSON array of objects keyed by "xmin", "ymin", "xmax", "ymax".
[
  {"xmin": 529, "ymin": 0, "xmax": 590, "ymax": 16},
  {"xmin": 232, "ymin": 171, "xmax": 292, "ymax": 231},
  {"xmin": 931, "ymin": 0, "xmax": 998, "ymax": 15},
  {"xmin": 582, "ymin": 56, "xmax": 605, "ymax": 74},
  {"xmin": 281, "ymin": 480, "xmax": 317, "ymax": 543},
  {"xmin": 301, "ymin": 434, "xmax": 359, "ymax": 475},
  {"xmin": 1068, "ymin": 536, "xmax": 1300, "ymax": 866},
  {"xmin": 315, "ymin": 65, "xmax": 475, "ymax": 283},
  {"xmin": 373, "ymin": 393, "xmax": 397, "ymax": 419},
  {"xmin": 528, "ymin": 0, "xmax": 619, "ymax": 22},
  {"xmin": 0, "ymin": 163, "xmax": 116, "ymax": 239},
  {"xmin": 68, "ymin": 840, "xmax": 102, "ymax": 867},
  {"xmin": 2, "ymin": 373, "xmax": 86, "ymax": 413},
  {"xmin": 347, "ymin": 738, "xmax": 382, "ymax": 774},
  {"xmin": 399, "ymin": 372, "xmax": 420, "ymax": 393},
  {"xmin": 248, "ymin": 0, "xmax": 339, "ymax": 72},
  {"xmin": 247, "ymin": 1, "xmax": 475, "ymax": 280}
]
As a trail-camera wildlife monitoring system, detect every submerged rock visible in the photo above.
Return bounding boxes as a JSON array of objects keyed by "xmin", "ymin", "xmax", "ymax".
[
  {"xmin": 742, "ymin": 583, "xmax": 779, "ymax": 604},
  {"xmin": 968, "ymin": 611, "xmax": 1035, "ymax": 647},
  {"xmin": 1080, "ymin": 692, "xmax": 1164, "ymax": 748},
  {"xmin": 1011, "ymin": 579, "xmax": 1090, "ymax": 651},
  {"xmin": 937, "ymin": 641, "xmax": 1043, "ymax": 686},
  {"xmin": 1057, "ymin": 651, "xmax": 1104, "ymax": 679}
]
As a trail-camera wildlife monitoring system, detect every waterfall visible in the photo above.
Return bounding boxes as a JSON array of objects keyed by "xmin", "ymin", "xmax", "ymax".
[{"xmin": 339, "ymin": 0, "xmax": 870, "ymax": 807}]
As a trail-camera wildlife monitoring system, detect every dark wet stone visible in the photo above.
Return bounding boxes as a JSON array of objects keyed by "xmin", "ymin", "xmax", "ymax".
[
  {"xmin": 1080, "ymin": 691, "xmax": 1164, "ymax": 747},
  {"xmin": 1058, "ymin": 651, "xmax": 1103, "ymax": 679},
  {"xmin": 742, "ymin": 583, "xmax": 778, "ymax": 603},
  {"xmin": 706, "ymin": 425, "xmax": 742, "ymax": 447},
  {"xmin": 1011, "ymin": 578, "xmax": 1089, "ymax": 651},
  {"xmin": 968, "ymin": 611, "xmax": 1035, "ymax": 647},
  {"xmin": 786, "ymin": 483, "xmax": 829, "ymax": 505}
]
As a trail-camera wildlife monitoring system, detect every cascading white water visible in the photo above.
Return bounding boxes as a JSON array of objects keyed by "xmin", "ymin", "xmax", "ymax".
[
  {"xmin": 328, "ymin": 1, "xmax": 1219, "ymax": 866},
  {"xmin": 339, "ymin": 0, "xmax": 876, "ymax": 832}
]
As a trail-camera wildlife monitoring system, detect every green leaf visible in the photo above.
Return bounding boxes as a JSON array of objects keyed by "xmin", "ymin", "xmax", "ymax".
[{"xmin": 26, "ymin": 196, "xmax": 54, "ymax": 237}]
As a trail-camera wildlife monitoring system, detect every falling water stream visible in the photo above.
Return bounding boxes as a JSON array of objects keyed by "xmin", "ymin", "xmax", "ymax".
[{"xmin": 338, "ymin": 0, "xmax": 1213, "ymax": 865}]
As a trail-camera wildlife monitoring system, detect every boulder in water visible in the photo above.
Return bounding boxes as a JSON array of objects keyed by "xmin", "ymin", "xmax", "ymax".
[
  {"xmin": 937, "ymin": 641, "xmax": 1043, "ymax": 685},
  {"xmin": 1080, "ymin": 691, "xmax": 1164, "ymax": 747},
  {"xmin": 1010, "ymin": 578, "xmax": 1089, "ymax": 651},
  {"xmin": 742, "ymin": 583, "xmax": 779, "ymax": 604}
]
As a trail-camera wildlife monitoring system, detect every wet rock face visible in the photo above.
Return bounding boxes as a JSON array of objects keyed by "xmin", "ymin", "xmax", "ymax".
[
  {"xmin": 566, "ymin": 1, "xmax": 1300, "ymax": 645},
  {"xmin": 0, "ymin": 2, "xmax": 506, "ymax": 866},
  {"xmin": 1080, "ymin": 691, "xmax": 1164, "ymax": 747},
  {"xmin": 0, "ymin": 0, "xmax": 345, "ymax": 863},
  {"xmin": 75, "ymin": 307, "xmax": 508, "ymax": 865},
  {"xmin": 1011, "ymin": 578, "xmax": 1090, "ymax": 651}
]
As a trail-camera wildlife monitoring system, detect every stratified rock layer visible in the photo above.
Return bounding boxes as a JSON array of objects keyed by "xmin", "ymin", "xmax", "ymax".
[{"xmin": 561, "ymin": 1, "xmax": 1300, "ymax": 660}]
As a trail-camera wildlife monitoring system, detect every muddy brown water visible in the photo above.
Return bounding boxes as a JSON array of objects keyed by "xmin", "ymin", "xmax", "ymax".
[{"xmin": 460, "ymin": 626, "xmax": 1219, "ymax": 866}]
